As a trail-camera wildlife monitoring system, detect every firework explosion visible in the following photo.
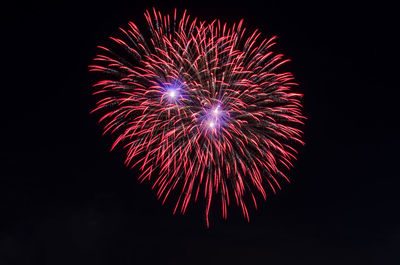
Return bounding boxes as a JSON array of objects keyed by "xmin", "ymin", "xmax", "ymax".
[{"xmin": 90, "ymin": 8, "xmax": 305, "ymax": 226}]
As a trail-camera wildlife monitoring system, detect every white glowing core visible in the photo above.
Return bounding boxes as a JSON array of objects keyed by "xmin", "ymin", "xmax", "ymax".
[{"xmin": 168, "ymin": 90, "xmax": 176, "ymax": 98}]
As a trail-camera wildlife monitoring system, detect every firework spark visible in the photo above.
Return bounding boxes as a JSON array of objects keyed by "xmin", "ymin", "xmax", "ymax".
[{"xmin": 90, "ymin": 8, "xmax": 305, "ymax": 226}]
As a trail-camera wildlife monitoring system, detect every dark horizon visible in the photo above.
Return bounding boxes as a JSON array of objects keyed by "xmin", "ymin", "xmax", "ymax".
[{"xmin": 1, "ymin": 1, "xmax": 399, "ymax": 264}]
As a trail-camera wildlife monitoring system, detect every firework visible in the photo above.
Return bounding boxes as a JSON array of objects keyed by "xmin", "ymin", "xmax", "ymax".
[{"xmin": 90, "ymin": 8, "xmax": 305, "ymax": 226}]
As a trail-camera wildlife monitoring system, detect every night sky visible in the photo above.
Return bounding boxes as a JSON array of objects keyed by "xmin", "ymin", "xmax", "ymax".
[{"xmin": 2, "ymin": 1, "xmax": 399, "ymax": 264}]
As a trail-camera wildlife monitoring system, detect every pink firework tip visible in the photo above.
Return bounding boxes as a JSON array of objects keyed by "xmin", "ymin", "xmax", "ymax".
[{"xmin": 90, "ymin": 8, "xmax": 305, "ymax": 227}]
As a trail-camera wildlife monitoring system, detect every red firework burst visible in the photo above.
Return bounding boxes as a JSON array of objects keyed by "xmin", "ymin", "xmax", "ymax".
[{"xmin": 89, "ymin": 8, "xmax": 305, "ymax": 226}]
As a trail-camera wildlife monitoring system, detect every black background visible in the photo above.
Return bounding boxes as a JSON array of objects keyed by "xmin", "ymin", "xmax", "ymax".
[{"xmin": 2, "ymin": 1, "xmax": 399, "ymax": 264}]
